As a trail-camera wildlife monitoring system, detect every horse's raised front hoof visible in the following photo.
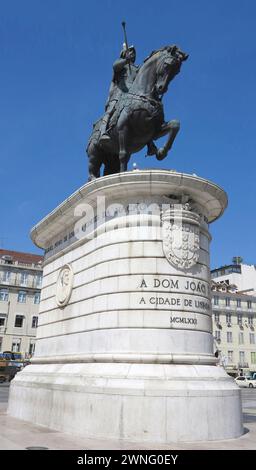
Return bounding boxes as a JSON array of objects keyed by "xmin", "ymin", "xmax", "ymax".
[
  {"xmin": 147, "ymin": 142, "xmax": 158, "ymax": 156},
  {"xmin": 156, "ymin": 148, "xmax": 168, "ymax": 161},
  {"xmin": 170, "ymin": 119, "xmax": 180, "ymax": 130}
]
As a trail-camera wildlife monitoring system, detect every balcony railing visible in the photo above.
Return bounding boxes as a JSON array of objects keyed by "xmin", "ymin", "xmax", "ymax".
[
  {"xmin": 0, "ymin": 276, "xmax": 42, "ymax": 289},
  {"xmin": 0, "ymin": 259, "xmax": 42, "ymax": 269},
  {"xmin": 238, "ymin": 362, "xmax": 249, "ymax": 369},
  {"xmin": 212, "ymin": 302, "xmax": 256, "ymax": 313}
]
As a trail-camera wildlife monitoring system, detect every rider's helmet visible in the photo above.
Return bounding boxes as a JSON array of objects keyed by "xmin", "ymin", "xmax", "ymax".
[{"xmin": 120, "ymin": 44, "xmax": 136, "ymax": 62}]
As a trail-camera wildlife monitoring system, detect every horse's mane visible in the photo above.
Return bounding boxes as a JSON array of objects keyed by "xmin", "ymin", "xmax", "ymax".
[{"xmin": 143, "ymin": 45, "xmax": 177, "ymax": 64}]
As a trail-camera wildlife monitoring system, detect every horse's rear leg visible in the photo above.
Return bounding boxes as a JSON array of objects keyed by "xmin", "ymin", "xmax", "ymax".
[
  {"xmin": 118, "ymin": 129, "xmax": 130, "ymax": 173},
  {"xmin": 88, "ymin": 152, "xmax": 101, "ymax": 181},
  {"xmin": 117, "ymin": 108, "xmax": 131, "ymax": 173},
  {"xmin": 103, "ymin": 154, "xmax": 120, "ymax": 176}
]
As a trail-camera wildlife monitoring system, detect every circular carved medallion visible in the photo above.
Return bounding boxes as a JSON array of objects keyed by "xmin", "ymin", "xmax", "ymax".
[{"xmin": 56, "ymin": 264, "xmax": 74, "ymax": 308}]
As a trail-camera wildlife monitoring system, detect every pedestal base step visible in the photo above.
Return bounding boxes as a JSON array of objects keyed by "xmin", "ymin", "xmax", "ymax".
[{"xmin": 8, "ymin": 362, "xmax": 243, "ymax": 443}]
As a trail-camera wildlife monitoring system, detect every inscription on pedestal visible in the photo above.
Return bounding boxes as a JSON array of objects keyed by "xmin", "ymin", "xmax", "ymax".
[
  {"xmin": 139, "ymin": 277, "xmax": 209, "ymax": 294},
  {"xmin": 138, "ymin": 294, "xmax": 210, "ymax": 311},
  {"xmin": 137, "ymin": 275, "xmax": 211, "ymax": 330}
]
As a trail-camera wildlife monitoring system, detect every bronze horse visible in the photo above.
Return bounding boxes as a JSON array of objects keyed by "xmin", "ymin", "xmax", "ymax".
[{"xmin": 87, "ymin": 45, "xmax": 188, "ymax": 179}]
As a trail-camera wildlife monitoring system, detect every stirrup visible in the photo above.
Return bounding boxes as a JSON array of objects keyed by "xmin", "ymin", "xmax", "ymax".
[{"xmin": 99, "ymin": 133, "xmax": 111, "ymax": 144}]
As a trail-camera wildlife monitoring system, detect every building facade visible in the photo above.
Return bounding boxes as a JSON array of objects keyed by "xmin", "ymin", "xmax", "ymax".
[
  {"xmin": 211, "ymin": 262, "xmax": 256, "ymax": 296},
  {"xmin": 211, "ymin": 282, "xmax": 256, "ymax": 376},
  {"xmin": 0, "ymin": 249, "xmax": 43, "ymax": 357}
]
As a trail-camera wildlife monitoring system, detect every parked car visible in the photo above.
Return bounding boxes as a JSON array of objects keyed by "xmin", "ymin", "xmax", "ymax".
[
  {"xmin": 235, "ymin": 376, "xmax": 256, "ymax": 388},
  {"xmin": 0, "ymin": 374, "xmax": 6, "ymax": 383},
  {"xmin": 0, "ymin": 356, "xmax": 24, "ymax": 383}
]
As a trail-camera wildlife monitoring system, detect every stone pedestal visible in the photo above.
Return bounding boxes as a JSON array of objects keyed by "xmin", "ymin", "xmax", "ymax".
[{"xmin": 8, "ymin": 170, "xmax": 243, "ymax": 442}]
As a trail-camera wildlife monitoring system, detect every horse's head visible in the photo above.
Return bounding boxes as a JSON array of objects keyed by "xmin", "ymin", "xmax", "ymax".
[{"xmin": 154, "ymin": 45, "xmax": 188, "ymax": 97}]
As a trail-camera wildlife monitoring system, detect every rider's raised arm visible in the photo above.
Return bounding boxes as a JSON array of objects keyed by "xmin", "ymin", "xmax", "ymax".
[{"xmin": 113, "ymin": 58, "xmax": 128, "ymax": 74}]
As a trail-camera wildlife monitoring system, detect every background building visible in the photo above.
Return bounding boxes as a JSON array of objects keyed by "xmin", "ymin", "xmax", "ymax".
[
  {"xmin": 211, "ymin": 281, "xmax": 256, "ymax": 376},
  {"xmin": 211, "ymin": 257, "xmax": 256, "ymax": 296},
  {"xmin": 0, "ymin": 249, "xmax": 43, "ymax": 357}
]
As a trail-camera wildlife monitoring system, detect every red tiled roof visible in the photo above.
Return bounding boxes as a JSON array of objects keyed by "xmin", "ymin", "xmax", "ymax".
[{"xmin": 0, "ymin": 249, "xmax": 43, "ymax": 265}]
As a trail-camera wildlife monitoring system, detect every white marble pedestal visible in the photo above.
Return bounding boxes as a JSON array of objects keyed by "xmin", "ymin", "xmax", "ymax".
[{"xmin": 8, "ymin": 170, "xmax": 243, "ymax": 442}]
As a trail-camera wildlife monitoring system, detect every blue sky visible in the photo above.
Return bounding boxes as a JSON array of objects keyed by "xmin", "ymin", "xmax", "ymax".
[{"xmin": 0, "ymin": 0, "xmax": 255, "ymax": 269}]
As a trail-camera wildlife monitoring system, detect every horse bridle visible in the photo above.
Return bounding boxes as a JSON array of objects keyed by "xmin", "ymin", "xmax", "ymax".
[{"xmin": 156, "ymin": 50, "xmax": 179, "ymax": 78}]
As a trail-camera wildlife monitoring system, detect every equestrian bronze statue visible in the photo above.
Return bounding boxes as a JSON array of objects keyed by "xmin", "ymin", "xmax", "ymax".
[{"xmin": 86, "ymin": 32, "xmax": 188, "ymax": 180}]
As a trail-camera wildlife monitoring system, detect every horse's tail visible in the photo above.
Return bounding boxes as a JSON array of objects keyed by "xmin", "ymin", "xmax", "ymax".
[{"xmin": 86, "ymin": 118, "xmax": 102, "ymax": 155}]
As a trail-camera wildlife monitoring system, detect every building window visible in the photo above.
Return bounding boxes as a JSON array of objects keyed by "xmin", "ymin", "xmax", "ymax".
[
  {"xmin": 14, "ymin": 315, "xmax": 24, "ymax": 328},
  {"xmin": 237, "ymin": 299, "xmax": 241, "ymax": 308},
  {"xmin": 239, "ymin": 332, "xmax": 244, "ymax": 344},
  {"xmin": 0, "ymin": 289, "xmax": 9, "ymax": 301},
  {"xmin": 29, "ymin": 342, "xmax": 35, "ymax": 355},
  {"xmin": 17, "ymin": 291, "xmax": 26, "ymax": 303},
  {"xmin": 248, "ymin": 316, "xmax": 254, "ymax": 326},
  {"xmin": 225, "ymin": 297, "xmax": 230, "ymax": 307},
  {"xmin": 2, "ymin": 271, "xmax": 11, "ymax": 283},
  {"xmin": 214, "ymin": 312, "xmax": 220, "ymax": 322},
  {"xmin": 34, "ymin": 292, "xmax": 40, "ymax": 304},
  {"xmin": 227, "ymin": 331, "xmax": 233, "ymax": 343},
  {"xmin": 226, "ymin": 313, "xmax": 232, "ymax": 324},
  {"xmin": 0, "ymin": 317, "xmax": 5, "ymax": 327},
  {"xmin": 31, "ymin": 316, "xmax": 38, "ymax": 328},
  {"xmin": 247, "ymin": 300, "xmax": 252, "ymax": 309},
  {"xmin": 215, "ymin": 331, "xmax": 221, "ymax": 341},
  {"xmin": 251, "ymin": 352, "xmax": 256, "ymax": 364},
  {"xmin": 35, "ymin": 274, "xmax": 42, "ymax": 287},
  {"xmin": 213, "ymin": 296, "xmax": 219, "ymax": 306},
  {"xmin": 20, "ymin": 272, "xmax": 28, "ymax": 286},
  {"xmin": 12, "ymin": 339, "xmax": 21, "ymax": 352},
  {"xmin": 250, "ymin": 333, "xmax": 255, "ymax": 345},
  {"xmin": 239, "ymin": 351, "xmax": 245, "ymax": 364},
  {"xmin": 228, "ymin": 351, "xmax": 233, "ymax": 363},
  {"xmin": 237, "ymin": 314, "xmax": 243, "ymax": 325}
]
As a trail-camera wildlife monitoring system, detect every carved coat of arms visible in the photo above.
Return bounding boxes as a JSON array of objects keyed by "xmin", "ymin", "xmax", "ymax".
[{"xmin": 162, "ymin": 207, "xmax": 200, "ymax": 269}]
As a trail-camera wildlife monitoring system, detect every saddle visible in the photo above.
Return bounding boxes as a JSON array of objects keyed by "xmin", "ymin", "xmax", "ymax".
[{"xmin": 108, "ymin": 93, "xmax": 163, "ymax": 132}]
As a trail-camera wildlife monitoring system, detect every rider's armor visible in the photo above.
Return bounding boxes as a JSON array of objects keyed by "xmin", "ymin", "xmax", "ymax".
[
  {"xmin": 99, "ymin": 50, "xmax": 138, "ymax": 143},
  {"xmin": 98, "ymin": 46, "xmax": 158, "ymax": 156}
]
